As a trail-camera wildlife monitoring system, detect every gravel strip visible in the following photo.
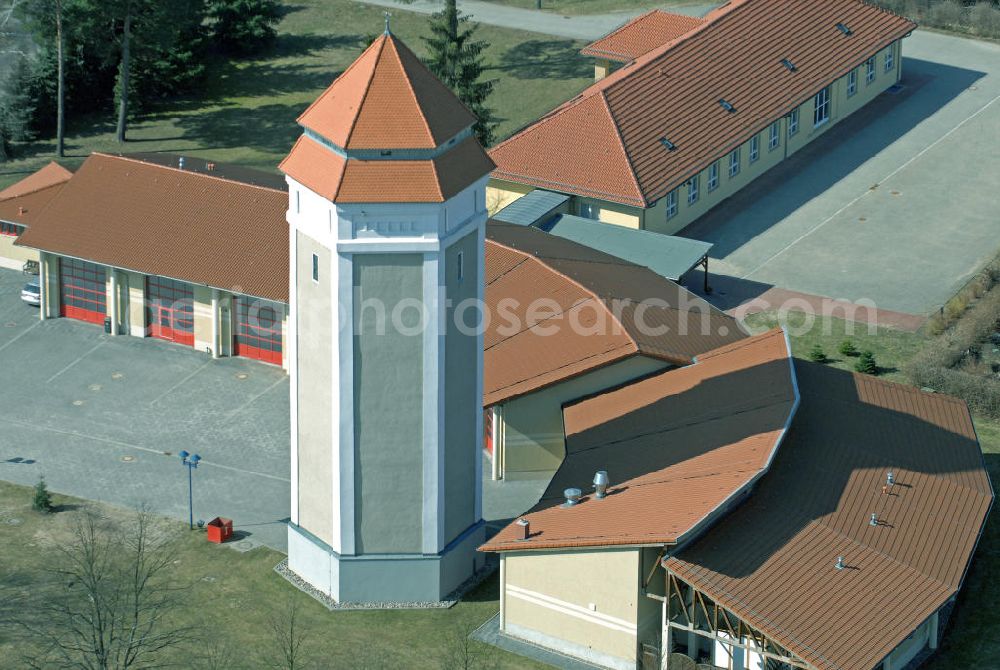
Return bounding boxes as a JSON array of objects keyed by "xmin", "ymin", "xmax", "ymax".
[{"xmin": 274, "ymin": 557, "xmax": 498, "ymax": 611}]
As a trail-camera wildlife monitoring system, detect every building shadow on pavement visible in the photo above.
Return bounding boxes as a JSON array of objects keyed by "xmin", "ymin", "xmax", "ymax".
[{"xmin": 679, "ymin": 57, "xmax": 987, "ymax": 260}]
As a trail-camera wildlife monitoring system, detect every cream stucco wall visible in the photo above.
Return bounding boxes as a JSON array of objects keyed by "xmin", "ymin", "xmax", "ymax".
[
  {"xmin": 193, "ymin": 284, "xmax": 214, "ymax": 353},
  {"xmin": 487, "ymin": 179, "xmax": 535, "ymax": 216},
  {"xmin": 495, "ymin": 355, "xmax": 669, "ymax": 480},
  {"xmin": 503, "ymin": 548, "xmax": 644, "ymax": 669},
  {"xmin": 0, "ymin": 234, "xmax": 37, "ymax": 270},
  {"xmin": 575, "ymin": 197, "xmax": 643, "ymax": 229}
]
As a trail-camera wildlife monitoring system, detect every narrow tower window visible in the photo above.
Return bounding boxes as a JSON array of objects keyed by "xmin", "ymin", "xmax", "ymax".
[
  {"xmin": 457, "ymin": 252, "xmax": 464, "ymax": 281},
  {"xmin": 312, "ymin": 253, "xmax": 319, "ymax": 283}
]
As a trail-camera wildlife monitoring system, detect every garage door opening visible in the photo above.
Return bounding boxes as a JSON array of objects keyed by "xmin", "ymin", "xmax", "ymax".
[
  {"xmin": 146, "ymin": 276, "xmax": 194, "ymax": 346},
  {"xmin": 234, "ymin": 296, "xmax": 283, "ymax": 366},
  {"xmin": 59, "ymin": 258, "xmax": 106, "ymax": 325}
]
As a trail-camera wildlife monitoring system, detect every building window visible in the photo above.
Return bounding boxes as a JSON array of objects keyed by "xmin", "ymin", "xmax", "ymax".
[
  {"xmin": 708, "ymin": 162, "xmax": 719, "ymax": 192},
  {"xmin": 768, "ymin": 121, "xmax": 780, "ymax": 150},
  {"xmin": 687, "ymin": 175, "xmax": 699, "ymax": 205},
  {"xmin": 866, "ymin": 56, "xmax": 876, "ymax": 84},
  {"xmin": 814, "ymin": 87, "xmax": 831, "ymax": 126},
  {"xmin": 579, "ymin": 202, "xmax": 598, "ymax": 220},
  {"xmin": 295, "ymin": 190, "xmax": 301, "ymax": 214},
  {"xmin": 666, "ymin": 189, "xmax": 678, "ymax": 219},
  {"xmin": 788, "ymin": 108, "xmax": 799, "ymax": 137},
  {"xmin": 749, "ymin": 135, "xmax": 760, "ymax": 163},
  {"xmin": 0, "ymin": 222, "xmax": 24, "ymax": 237},
  {"xmin": 311, "ymin": 253, "xmax": 319, "ymax": 283},
  {"xmin": 884, "ymin": 46, "xmax": 894, "ymax": 72},
  {"xmin": 728, "ymin": 148, "xmax": 741, "ymax": 178},
  {"xmin": 847, "ymin": 68, "xmax": 857, "ymax": 97},
  {"xmin": 457, "ymin": 251, "xmax": 464, "ymax": 281}
]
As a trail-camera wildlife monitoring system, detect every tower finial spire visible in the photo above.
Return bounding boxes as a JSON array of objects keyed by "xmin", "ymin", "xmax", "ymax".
[{"xmin": 384, "ymin": 11, "xmax": 391, "ymax": 35}]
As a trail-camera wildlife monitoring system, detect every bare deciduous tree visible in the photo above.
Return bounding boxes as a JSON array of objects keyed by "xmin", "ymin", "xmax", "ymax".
[
  {"xmin": 20, "ymin": 507, "xmax": 191, "ymax": 670},
  {"xmin": 437, "ymin": 620, "xmax": 499, "ymax": 670},
  {"xmin": 260, "ymin": 596, "xmax": 314, "ymax": 670}
]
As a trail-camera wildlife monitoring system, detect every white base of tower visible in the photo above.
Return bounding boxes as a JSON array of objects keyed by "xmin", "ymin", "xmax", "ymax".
[{"xmin": 287, "ymin": 521, "xmax": 486, "ymax": 604}]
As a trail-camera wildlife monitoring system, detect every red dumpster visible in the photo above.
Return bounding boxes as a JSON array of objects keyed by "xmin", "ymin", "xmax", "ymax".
[{"xmin": 206, "ymin": 517, "xmax": 233, "ymax": 544}]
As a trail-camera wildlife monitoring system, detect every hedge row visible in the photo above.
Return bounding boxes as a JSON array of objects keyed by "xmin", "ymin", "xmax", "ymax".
[{"xmin": 874, "ymin": 1, "xmax": 1000, "ymax": 41}]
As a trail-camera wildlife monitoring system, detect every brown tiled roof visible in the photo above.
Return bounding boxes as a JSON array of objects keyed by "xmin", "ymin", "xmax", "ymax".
[
  {"xmin": 580, "ymin": 10, "xmax": 703, "ymax": 63},
  {"xmin": 491, "ymin": 0, "xmax": 916, "ymax": 207},
  {"xmin": 16, "ymin": 154, "xmax": 289, "ymax": 302},
  {"xmin": 280, "ymin": 134, "xmax": 495, "ymax": 203},
  {"xmin": 665, "ymin": 362, "xmax": 992, "ymax": 670},
  {"xmin": 0, "ymin": 161, "xmax": 73, "ymax": 200},
  {"xmin": 480, "ymin": 328, "xmax": 795, "ymax": 552},
  {"xmin": 0, "ymin": 184, "xmax": 66, "ymax": 227},
  {"xmin": 297, "ymin": 33, "xmax": 476, "ymax": 150},
  {"xmin": 484, "ymin": 222, "xmax": 744, "ymax": 406}
]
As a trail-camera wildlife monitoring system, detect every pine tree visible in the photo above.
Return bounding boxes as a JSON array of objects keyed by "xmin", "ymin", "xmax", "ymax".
[
  {"xmin": 854, "ymin": 351, "xmax": 878, "ymax": 375},
  {"xmin": 33, "ymin": 476, "xmax": 53, "ymax": 513},
  {"xmin": 422, "ymin": 0, "xmax": 496, "ymax": 147}
]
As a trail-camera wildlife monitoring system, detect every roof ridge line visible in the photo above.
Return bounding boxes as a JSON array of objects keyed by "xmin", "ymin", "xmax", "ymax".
[
  {"xmin": 599, "ymin": 92, "xmax": 647, "ymax": 206},
  {"xmin": 92, "ymin": 153, "xmax": 286, "ymax": 195},
  {"xmin": 343, "ymin": 35, "xmax": 388, "ymax": 150},
  {"xmin": 389, "ymin": 36, "xmax": 439, "ymax": 149},
  {"xmin": 485, "ymin": 343, "xmax": 637, "ymax": 398},
  {"xmin": 483, "ymin": 292, "xmax": 599, "ymax": 348},
  {"xmin": 0, "ymin": 180, "xmax": 69, "ymax": 204}
]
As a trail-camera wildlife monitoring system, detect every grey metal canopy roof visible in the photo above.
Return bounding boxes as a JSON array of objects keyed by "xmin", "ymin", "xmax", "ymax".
[
  {"xmin": 492, "ymin": 189, "xmax": 569, "ymax": 227},
  {"xmin": 542, "ymin": 214, "xmax": 712, "ymax": 281}
]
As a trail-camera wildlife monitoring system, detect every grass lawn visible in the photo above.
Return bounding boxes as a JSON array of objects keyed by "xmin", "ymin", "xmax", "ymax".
[
  {"xmin": 483, "ymin": 0, "xmax": 707, "ymax": 16},
  {"xmin": 0, "ymin": 481, "xmax": 545, "ymax": 669},
  {"xmin": 0, "ymin": 0, "xmax": 594, "ymax": 191}
]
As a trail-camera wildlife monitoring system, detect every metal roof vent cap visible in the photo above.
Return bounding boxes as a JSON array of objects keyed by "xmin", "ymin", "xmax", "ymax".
[
  {"xmin": 562, "ymin": 488, "xmax": 583, "ymax": 508},
  {"xmin": 178, "ymin": 156, "xmax": 186, "ymax": 170},
  {"xmin": 886, "ymin": 471, "xmax": 895, "ymax": 486},
  {"xmin": 593, "ymin": 471, "xmax": 609, "ymax": 499},
  {"xmin": 870, "ymin": 513, "xmax": 878, "ymax": 527},
  {"xmin": 835, "ymin": 556, "xmax": 845, "ymax": 571},
  {"xmin": 516, "ymin": 518, "xmax": 530, "ymax": 540}
]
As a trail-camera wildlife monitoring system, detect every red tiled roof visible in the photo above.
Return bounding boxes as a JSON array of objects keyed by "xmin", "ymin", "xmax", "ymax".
[
  {"xmin": 665, "ymin": 362, "xmax": 992, "ymax": 670},
  {"xmin": 484, "ymin": 222, "xmax": 745, "ymax": 406},
  {"xmin": 297, "ymin": 33, "xmax": 476, "ymax": 150},
  {"xmin": 580, "ymin": 10, "xmax": 703, "ymax": 63},
  {"xmin": 280, "ymin": 134, "xmax": 495, "ymax": 203},
  {"xmin": 0, "ymin": 161, "xmax": 73, "ymax": 200},
  {"xmin": 491, "ymin": 0, "xmax": 916, "ymax": 207},
  {"xmin": 480, "ymin": 328, "xmax": 795, "ymax": 551},
  {"xmin": 0, "ymin": 184, "xmax": 66, "ymax": 227},
  {"xmin": 16, "ymin": 154, "xmax": 290, "ymax": 302}
]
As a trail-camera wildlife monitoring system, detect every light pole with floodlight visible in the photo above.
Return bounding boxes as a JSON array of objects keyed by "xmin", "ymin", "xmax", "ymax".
[{"xmin": 178, "ymin": 450, "xmax": 201, "ymax": 530}]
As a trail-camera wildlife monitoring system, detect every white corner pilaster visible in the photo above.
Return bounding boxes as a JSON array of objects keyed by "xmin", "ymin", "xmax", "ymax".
[
  {"xmin": 336, "ymin": 250, "xmax": 355, "ymax": 555},
  {"xmin": 422, "ymin": 251, "xmax": 444, "ymax": 554},
  {"xmin": 108, "ymin": 269, "xmax": 119, "ymax": 336}
]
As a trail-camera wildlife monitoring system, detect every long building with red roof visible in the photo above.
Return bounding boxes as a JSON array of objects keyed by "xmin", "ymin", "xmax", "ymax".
[{"xmin": 488, "ymin": 0, "xmax": 916, "ymax": 235}]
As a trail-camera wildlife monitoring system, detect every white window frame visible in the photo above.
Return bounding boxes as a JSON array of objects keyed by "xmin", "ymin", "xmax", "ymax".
[
  {"xmin": 768, "ymin": 121, "xmax": 780, "ymax": 150},
  {"xmin": 687, "ymin": 175, "xmax": 699, "ymax": 205},
  {"xmin": 708, "ymin": 162, "xmax": 719, "ymax": 192},
  {"xmin": 788, "ymin": 108, "xmax": 799, "ymax": 137},
  {"xmin": 866, "ymin": 56, "xmax": 876, "ymax": 84},
  {"xmin": 884, "ymin": 46, "xmax": 894, "ymax": 72},
  {"xmin": 666, "ymin": 189, "xmax": 678, "ymax": 219},
  {"xmin": 749, "ymin": 135, "xmax": 760, "ymax": 163},
  {"xmin": 813, "ymin": 86, "xmax": 830, "ymax": 127},
  {"xmin": 847, "ymin": 68, "xmax": 857, "ymax": 97},
  {"xmin": 728, "ymin": 148, "xmax": 741, "ymax": 178}
]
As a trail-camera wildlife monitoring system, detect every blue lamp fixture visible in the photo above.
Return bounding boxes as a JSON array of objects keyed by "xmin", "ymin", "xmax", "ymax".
[{"xmin": 178, "ymin": 450, "xmax": 201, "ymax": 530}]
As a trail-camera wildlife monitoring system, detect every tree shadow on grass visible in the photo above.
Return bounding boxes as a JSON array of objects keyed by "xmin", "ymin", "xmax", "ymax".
[
  {"xmin": 493, "ymin": 39, "xmax": 591, "ymax": 81},
  {"xmin": 170, "ymin": 101, "xmax": 307, "ymax": 156}
]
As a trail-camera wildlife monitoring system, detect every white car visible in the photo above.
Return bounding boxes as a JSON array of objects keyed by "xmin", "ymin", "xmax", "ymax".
[{"xmin": 21, "ymin": 280, "xmax": 41, "ymax": 306}]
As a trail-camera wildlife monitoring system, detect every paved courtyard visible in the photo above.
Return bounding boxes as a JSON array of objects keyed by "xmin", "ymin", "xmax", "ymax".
[
  {"xmin": 681, "ymin": 30, "xmax": 1000, "ymax": 316},
  {"xmin": 0, "ymin": 269, "xmax": 546, "ymax": 552}
]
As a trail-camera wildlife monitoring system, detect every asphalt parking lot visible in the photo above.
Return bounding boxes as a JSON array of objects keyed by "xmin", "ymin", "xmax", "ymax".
[
  {"xmin": 0, "ymin": 268, "xmax": 292, "ymax": 550},
  {"xmin": 682, "ymin": 31, "xmax": 1000, "ymax": 316},
  {"xmin": 0, "ymin": 269, "xmax": 546, "ymax": 552}
]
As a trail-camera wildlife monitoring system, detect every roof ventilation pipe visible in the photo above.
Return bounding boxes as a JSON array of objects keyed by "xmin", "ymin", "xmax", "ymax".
[
  {"xmin": 870, "ymin": 513, "xmax": 878, "ymax": 527},
  {"xmin": 516, "ymin": 518, "xmax": 530, "ymax": 540},
  {"xmin": 593, "ymin": 471, "xmax": 609, "ymax": 499},
  {"xmin": 178, "ymin": 156, "xmax": 186, "ymax": 170},
  {"xmin": 562, "ymin": 488, "xmax": 582, "ymax": 508},
  {"xmin": 886, "ymin": 471, "xmax": 895, "ymax": 486},
  {"xmin": 835, "ymin": 556, "xmax": 845, "ymax": 571}
]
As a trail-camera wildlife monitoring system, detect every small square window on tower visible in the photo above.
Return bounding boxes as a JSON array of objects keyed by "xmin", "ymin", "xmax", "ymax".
[{"xmin": 311, "ymin": 253, "xmax": 319, "ymax": 283}]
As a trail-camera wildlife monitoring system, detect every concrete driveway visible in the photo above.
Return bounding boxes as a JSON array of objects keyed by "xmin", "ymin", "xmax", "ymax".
[
  {"xmin": 0, "ymin": 269, "xmax": 292, "ymax": 551},
  {"xmin": 681, "ymin": 31, "xmax": 1000, "ymax": 316}
]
